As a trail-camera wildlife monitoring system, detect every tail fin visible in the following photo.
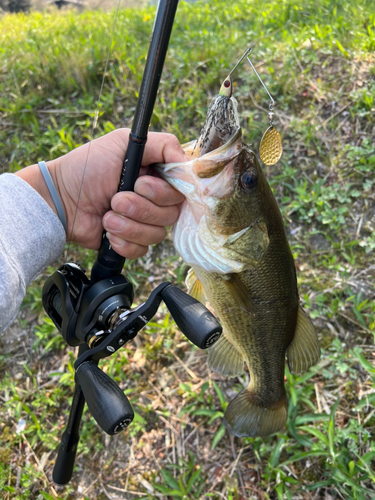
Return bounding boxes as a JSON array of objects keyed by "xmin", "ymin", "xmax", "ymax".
[{"xmin": 223, "ymin": 388, "xmax": 287, "ymax": 438}]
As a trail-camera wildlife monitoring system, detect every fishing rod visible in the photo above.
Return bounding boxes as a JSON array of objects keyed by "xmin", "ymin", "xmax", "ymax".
[{"xmin": 41, "ymin": 0, "xmax": 222, "ymax": 485}]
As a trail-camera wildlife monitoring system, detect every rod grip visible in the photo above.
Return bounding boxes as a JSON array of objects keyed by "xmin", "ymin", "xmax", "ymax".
[
  {"xmin": 52, "ymin": 434, "xmax": 79, "ymax": 485},
  {"xmin": 118, "ymin": 133, "xmax": 146, "ymax": 192},
  {"xmin": 90, "ymin": 236, "xmax": 125, "ymax": 283},
  {"xmin": 161, "ymin": 285, "xmax": 222, "ymax": 349},
  {"xmin": 75, "ymin": 362, "xmax": 134, "ymax": 435}
]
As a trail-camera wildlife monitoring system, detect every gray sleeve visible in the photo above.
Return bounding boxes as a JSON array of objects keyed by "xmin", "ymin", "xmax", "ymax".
[{"xmin": 0, "ymin": 173, "xmax": 66, "ymax": 332}]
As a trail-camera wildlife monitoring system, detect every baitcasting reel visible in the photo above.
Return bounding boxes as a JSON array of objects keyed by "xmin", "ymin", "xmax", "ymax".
[
  {"xmin": 42, "ymin": 263, "xmax": 222, "ymax": 484},
  {"xmin": 43, "ymin": 262, "xmax": 222, "ymax": 434}
]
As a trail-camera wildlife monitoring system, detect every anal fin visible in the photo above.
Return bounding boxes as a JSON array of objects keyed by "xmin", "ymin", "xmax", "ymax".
[
  {"xmin": 287, "ymin": 306, "xmax": 320, "ymax": 374},
  {"xmin": 207, "ymin": 332, "xmax": 244, "ymax": 377}
]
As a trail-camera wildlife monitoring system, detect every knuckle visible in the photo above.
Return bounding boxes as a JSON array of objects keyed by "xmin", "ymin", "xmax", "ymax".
[
  {"xmin": 128, "ymin": 225, "xmax": 144, "ymax": 241},
  {"xmin": 165, "ymin": 133, "xmax": 179, "ymax": 146},
  {"xmin": 140, "ymin": 207, "xmax": 153, "ymax": 223}
]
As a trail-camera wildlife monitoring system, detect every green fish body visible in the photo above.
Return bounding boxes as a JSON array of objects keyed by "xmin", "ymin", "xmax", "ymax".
[{"xmin": 156, "ymin": 103, "xmax": 320, "ymax": 438}]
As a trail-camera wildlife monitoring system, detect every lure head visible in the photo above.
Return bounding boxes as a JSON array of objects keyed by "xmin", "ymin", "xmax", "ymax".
[{"xmin": 219, "ymin": 75, "xmax": 233, "ymax": 98}]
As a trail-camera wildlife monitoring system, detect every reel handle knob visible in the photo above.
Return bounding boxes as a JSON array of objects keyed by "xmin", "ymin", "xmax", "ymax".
[
  {"xmin": 161, "ymin": 285, "xmax": 222, "ymax": 349},
  {"xmin": 75, "ymin": 362, "xmax": 134, "ymax": 435}
]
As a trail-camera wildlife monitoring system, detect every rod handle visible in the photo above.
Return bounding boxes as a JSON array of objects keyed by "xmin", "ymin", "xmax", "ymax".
[
  {"xmin": 52, "ymin": 433, "xmax": 79, "ymax": 485},
  {"xmin": 90, "ymin": 134, "xmax": 146, "ymax": 283}
]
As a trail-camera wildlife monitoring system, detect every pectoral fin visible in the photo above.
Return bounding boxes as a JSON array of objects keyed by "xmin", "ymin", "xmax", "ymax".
[
  {"xmin": 186, "ymin": 268, "xmax": 206, "ymax": 304},
  {"xmin": 207, "ymin": 332, "xmax": 244, "ymax": 377},
  {"xmin": 221, "ymin": 274, "xmax": 254, "ymax": 314},
  {"xmin": 223, "ymin": 221, "xmax": 269, "ymax": 265},
  {"xmin": 286, "ymin": 306, "xmax": 320, "ymax": 374}
]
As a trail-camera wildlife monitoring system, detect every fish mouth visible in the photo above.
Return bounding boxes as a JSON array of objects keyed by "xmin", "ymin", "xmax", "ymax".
[
  {"xmin": 155, "ymin": 126, "xmax": 242, "ymax": 184},
  {"xmin": 192, "ymin": 127, "xmax": 242, "ymax": 178},
  {"xmin": 183, "ymin": 126, "xmax": 241, "ymax": 160}
]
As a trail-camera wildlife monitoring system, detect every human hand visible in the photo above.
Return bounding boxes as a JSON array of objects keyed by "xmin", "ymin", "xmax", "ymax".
[{"xmin": 17, "ymin": 129, "xmax": 186, "ymax": 258}]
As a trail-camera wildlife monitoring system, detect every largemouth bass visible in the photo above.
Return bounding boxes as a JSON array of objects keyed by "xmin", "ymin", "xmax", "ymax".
[{"xmin": 156, "ymin": 90, "xmax": 320, "ymax": 438}]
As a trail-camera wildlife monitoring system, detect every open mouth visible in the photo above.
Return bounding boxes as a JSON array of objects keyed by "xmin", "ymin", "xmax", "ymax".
[
  {"xmin": 192, "ymin": 127, "xmax": 242, "ymax": 178},
  {"xmin": 154, "ymin": 126, "xmax": 242, "ymax": 194},
  {"xmin": 154, "ymin": 95, "xmax": 242, "ymax": 187}
]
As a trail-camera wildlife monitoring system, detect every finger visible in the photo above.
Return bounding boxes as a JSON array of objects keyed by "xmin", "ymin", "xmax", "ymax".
[
  {"xmin": 134, "ymin": 175, "xmax": 185, "ymax": 206},
  {"xmin": 141, "ymin": 132, "xmax": 188, "ymax": 165},
  {"xmin": 110, "ymin": 191, "xmax": 181, "ymax": 227},
  {"xmin": 105, "ymin": 234, "xmax": 149, "ymax": 259},
  {"xmin": 103, "ymin": 214, "xmax": 166, "ymax": 246},
  {"xmin": 138, "ymin": 165, "xmax": 163, "ymax": 178}
]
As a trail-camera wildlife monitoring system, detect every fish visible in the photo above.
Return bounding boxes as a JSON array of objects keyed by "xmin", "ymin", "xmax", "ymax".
[{"xmin": 155, "ymin": 87, "xmax": 320, "ymax": 438}]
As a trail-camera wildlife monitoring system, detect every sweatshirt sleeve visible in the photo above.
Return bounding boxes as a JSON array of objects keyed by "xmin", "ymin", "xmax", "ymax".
[{"xmin": 0, "ymin": 173, "xmax": 66, "ymax": 332}]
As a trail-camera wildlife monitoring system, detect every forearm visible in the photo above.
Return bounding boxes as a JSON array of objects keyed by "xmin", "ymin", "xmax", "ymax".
[{"xmin": 0, "ymin": 173, "xmax": 66, "ymax": 332}]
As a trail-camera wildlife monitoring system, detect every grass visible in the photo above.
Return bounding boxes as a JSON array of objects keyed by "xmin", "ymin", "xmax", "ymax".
[{"xmin": 0, "ymin": 0, "xmax": 375, "ymax": 498}]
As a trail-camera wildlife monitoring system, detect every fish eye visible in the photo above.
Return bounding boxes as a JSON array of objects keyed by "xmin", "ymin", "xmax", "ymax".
[{"xmin": 241, "ymin": 170, "xmax": 258, "ymax": 191}]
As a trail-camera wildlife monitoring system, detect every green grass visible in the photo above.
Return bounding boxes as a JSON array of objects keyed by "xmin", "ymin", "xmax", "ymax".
[{"xmin": 0, "ymin": 0, "xmax": 375, "ymax": 498}]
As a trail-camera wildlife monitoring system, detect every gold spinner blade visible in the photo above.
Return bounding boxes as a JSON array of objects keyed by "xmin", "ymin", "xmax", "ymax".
[{"xmin": 259, "ymin": 126, "xmax": 283, "ymax": 166}]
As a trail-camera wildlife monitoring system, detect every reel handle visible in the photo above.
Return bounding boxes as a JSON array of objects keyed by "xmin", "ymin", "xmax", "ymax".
[
  {"xmin": 161, "ymin": 285, "xmax": 222, "ymax": 349},
  {"xmin": 75, "ymin": 362, "xmax": 134, "ymax": 435}
]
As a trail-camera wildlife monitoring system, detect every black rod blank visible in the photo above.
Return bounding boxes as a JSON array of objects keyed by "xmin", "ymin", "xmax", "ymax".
[{"xmin": 91, "ymin": 0, "xmax": 179, "ymax": 283}]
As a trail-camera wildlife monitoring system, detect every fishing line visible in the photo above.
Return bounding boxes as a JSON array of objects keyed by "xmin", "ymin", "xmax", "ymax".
[
  {"xmin": 191, "ymin": 0, "xmax": 269, "ymax": 157},
  {"xmin": 253, "ymin": 0, "xmax": 268, "ymax": 39},
  {"xmin": 222, "ymin": 0, "xmax": 269, "ymax": 83},
  {"xmin": 250, "ymin": 21, "xmax": 292, "ymax": 49},
  {"xmin": 65, "ymin": 0, "xmax": 122, "ymax": 260},
  {"xmin": 230, "ymin": 4, "xmax": 296, "ymax": 156}
]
